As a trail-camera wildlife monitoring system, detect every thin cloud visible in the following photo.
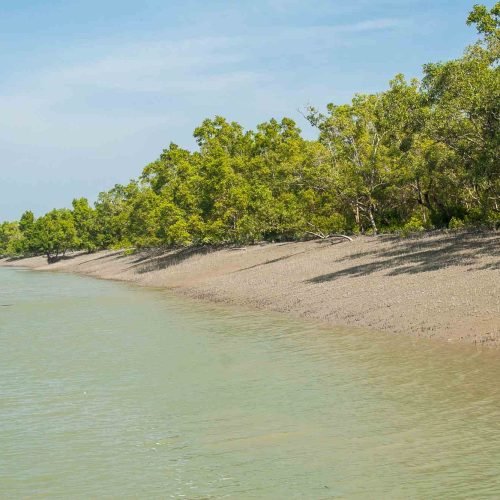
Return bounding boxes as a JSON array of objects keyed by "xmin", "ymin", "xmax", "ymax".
[
  {"xmin": 35, "ymin": 17, "xmax": 402, "ymax": 93},
  {"xmin": 0, "ymin": 13, "xmax": 408, "ymax": 218},
  {"xmin": 0, "ymin": 15, "xmax": 405, "ymax": 149},
  {"xmin": 339, "ymin": 18, "xmax": 402, "ymax": 31}
]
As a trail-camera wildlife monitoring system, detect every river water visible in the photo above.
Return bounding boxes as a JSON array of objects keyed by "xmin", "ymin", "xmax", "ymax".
[{"xmin": 1, "ymin": 267, "xmax": 500, "ymax": 498}]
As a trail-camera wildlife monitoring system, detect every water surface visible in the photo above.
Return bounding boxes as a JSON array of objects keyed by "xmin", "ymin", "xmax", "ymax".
[{"xmin": 1, "ymin": 268, "xmax": 500, "ymax": 498}]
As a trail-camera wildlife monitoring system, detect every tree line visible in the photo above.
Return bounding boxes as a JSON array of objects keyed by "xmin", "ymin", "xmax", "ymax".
[{"xmin": 1, "ymin": 4, "xmax": 498, "ymax": 261}]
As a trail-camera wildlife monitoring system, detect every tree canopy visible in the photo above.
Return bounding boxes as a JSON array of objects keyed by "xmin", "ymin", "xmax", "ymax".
[{"xmin": 1, "ymin": 4, "xmax": 498, "ymax": 261}]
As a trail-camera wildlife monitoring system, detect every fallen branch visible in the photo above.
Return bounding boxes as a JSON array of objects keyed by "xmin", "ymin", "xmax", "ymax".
[
  {"xmin": 327, "ymin": 233, "xmax": 353, "ymax": 242},
  {"xmin": 305, "ymin": 230, "xmax": 328, "ymax": 239},
  {"xmin": 305, "ymin": 230, "xmax": 353, "ymax": 242}
]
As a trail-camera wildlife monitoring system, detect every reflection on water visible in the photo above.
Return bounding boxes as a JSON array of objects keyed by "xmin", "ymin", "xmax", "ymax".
[{"xmin": 1, "ymin": 268, "xmax": 499, "ymax": 498}]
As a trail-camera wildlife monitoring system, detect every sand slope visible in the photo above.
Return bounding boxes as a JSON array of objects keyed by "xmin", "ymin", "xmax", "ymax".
[{"xmin": 2, "ymin": 231, "xmax": 499, "ymax": 345}]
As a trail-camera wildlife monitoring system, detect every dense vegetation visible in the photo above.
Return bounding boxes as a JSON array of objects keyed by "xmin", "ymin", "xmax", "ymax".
[{"xmin": 1, "ymin": 4, "xmax": 499, "ymax": 261}]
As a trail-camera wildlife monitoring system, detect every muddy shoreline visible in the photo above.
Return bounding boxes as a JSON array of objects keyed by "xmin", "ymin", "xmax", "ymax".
[{"xmin": 1, "ymin": 231, "xmax": 499, "ymax": 346}]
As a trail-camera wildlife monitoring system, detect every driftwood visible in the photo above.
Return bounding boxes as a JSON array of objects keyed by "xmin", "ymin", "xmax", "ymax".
[
  {"xmin": 305, "ymin": 231, "xmax": 353, "ymax": 242},
  {"xmin": 305, "ymin": 223, "xmax": 353, "ymax": 242},
  {"xmin": 327, "ymin": 233, "xmax": 353, "ymax": 242}
]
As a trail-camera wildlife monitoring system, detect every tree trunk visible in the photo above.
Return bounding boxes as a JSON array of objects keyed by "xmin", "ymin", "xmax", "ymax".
[
  {"xmin": 355, "ymin": 202, "xmax": 360, "ymax": 226},
  {"xmin": 368, "ymin": 205, "xmax": 378, "ymax": 235}
]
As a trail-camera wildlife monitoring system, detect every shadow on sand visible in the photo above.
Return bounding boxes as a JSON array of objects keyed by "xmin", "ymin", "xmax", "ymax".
[
  {"xmin": 306, "ymin": 231, "xmax": 500, "ymax": 284},
  {"xmin": 129, "ymin": 246, "xmax": 219, "ymax": 274}
]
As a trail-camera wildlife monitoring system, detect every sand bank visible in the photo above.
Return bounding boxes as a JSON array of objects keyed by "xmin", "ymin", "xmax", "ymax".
[{"xmin": 1, "ymin": 231, "xmax": 499, "ymax": 346}]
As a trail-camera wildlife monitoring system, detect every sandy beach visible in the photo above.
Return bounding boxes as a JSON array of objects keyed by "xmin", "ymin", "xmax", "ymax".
[{"xmin": 2, "ymin": 230, "xmax": 499, "ymax": 346}]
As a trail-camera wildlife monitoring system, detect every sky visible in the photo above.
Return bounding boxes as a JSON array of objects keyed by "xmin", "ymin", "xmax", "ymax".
[{"xmin": 0, "ymin": 0, "xmax": 493, "ymax": 220}]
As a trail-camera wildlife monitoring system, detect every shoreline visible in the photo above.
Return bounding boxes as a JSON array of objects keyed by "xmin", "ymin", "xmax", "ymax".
[{"xmin": 1, "ymin": 230, "xmax": 499, "ymax": 346}]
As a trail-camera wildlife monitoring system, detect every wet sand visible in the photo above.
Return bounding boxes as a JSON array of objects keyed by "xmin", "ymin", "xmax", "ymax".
[{"xmin": 2, "ymin": 231, "xmax": 499, "ymax": 346}]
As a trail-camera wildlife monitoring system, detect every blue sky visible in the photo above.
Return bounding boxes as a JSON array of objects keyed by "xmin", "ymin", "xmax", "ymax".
[{"xmin": 0, "ymin": 0, "xmax": 493, "ymax": 220}]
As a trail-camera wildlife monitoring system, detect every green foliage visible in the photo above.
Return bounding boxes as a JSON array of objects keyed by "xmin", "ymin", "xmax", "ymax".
[
  {"xmin": 0, "ymin": 221, "xmax": 22, "ymax": 256},
  {"xmin": 467, "ymin": 2, "xmax": 500, "ymax": 59},
  {"xmin": 0, "ymin": 5, "xmax": 498, "ymax": 255},
  {"xmin": 468, "ymin": 2, "xmax": 500, "ymax": 36},
  {"xmin": 32, "ymin": 209, "xmax": 78, "ymax": 261},
  {"xmin": 399, "ymin": 212, "xmax": 432, "ymax": 237},
  {"xmin": 72, "ymin": 198, "xmax": 98, "ymax": 252},
  {"xmin": 448, "ymin": 217, "xmax": 466, "ymax": 230}
]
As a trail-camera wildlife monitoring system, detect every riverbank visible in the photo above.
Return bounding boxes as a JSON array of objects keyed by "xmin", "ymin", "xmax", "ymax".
[{"xmin": 1, "ymin": 230, "xmax": 499, "ymax": 346}]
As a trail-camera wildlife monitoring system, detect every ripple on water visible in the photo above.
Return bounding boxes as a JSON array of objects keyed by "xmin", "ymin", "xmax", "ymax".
[{"xmin": 1, "ymin": 267, "xmax": 500, "ymax": 498}]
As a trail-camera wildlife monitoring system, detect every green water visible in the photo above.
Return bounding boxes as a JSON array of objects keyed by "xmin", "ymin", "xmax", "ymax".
[{"xmin": 1, "ymin": 268, "xmax": 500, "ymax": 499}]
